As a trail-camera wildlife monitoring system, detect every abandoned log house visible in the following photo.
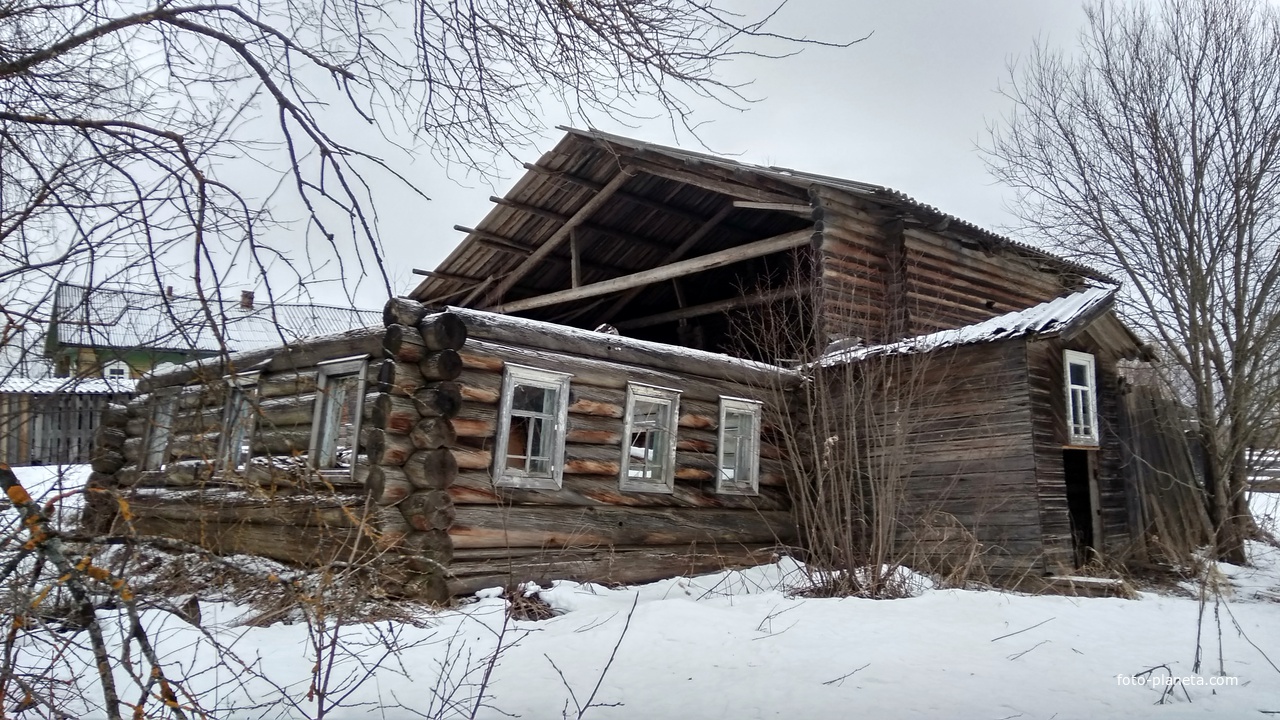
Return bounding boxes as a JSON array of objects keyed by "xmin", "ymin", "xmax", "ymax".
[{"xmin": 83, "ymin": 129, "xmax": 1205, "ymax": 600}]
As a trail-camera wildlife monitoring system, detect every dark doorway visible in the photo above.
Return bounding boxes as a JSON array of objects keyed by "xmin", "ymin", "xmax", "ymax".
[{"xmin": 1063, "ymin": 449, "xmax": 1098, "ymax": 567}]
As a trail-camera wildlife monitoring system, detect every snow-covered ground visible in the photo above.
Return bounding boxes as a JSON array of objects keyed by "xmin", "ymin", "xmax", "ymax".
[{"xmin": 6, "ymin": 466, "xmax": 1280, "ymax": 719}]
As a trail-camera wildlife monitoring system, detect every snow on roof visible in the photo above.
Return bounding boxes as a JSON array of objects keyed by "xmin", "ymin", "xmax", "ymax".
[
  {"xmin": 820, "ymin": 286, "xmax": 1119, "ymax": 366},
  {"xmin": 0, "ymin": 376, "xmax": 135, "ymax": 395},
  {"xmin": 52, "ymin": 283, "xmax": 381, "ymax": 354}
]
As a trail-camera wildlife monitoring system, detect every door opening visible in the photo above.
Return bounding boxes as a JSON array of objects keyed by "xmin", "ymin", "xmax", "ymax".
[{"xmin": 1063, "ymin": 449, "xmax": 1099, "ymax": 567}]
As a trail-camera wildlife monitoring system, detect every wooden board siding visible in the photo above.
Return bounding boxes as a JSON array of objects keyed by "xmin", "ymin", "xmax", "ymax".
[
  {"xmin": 811, "ymin": 185, "xmax": 1086, "ymax": 347},
  {"xmin": 813, "ymin": 339, "xmax": 1042, "ymax": 578},
  {"xmin": 1026, "ymin": 337, "xmax": 1133, "ymax": 573},
  {"xmin": 901, "ymin": 340, "xmax": 1041, "ymax": 577}
]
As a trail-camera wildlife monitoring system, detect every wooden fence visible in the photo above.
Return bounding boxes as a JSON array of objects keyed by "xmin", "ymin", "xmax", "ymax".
[{"xmin": 0, "ymin": 392, "xmax": 126, "ymax": 466}]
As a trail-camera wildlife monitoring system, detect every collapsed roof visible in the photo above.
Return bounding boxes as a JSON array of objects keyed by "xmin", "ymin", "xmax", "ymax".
[{"xmin": 409, "ymin": 127, "xmax": 1112, "ymax": 344}]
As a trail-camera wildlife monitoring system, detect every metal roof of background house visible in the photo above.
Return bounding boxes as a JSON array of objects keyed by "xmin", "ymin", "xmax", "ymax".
[
  {"xmin": 0, "ymin": 376, "xmax": 135, "ymax": 395},
  {"xmin": 52, "ymin": 283, "xmax": 381, "ymax": 354}
]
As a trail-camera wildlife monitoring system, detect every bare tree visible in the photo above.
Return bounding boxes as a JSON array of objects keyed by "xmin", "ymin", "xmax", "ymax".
[
  {"xmin": 985, "ymin": 0, "xmax": 1280, "ymax": 562},
  {"xmin": 0, "ymin": 0, "xmax": 852, "ymax": 348}
]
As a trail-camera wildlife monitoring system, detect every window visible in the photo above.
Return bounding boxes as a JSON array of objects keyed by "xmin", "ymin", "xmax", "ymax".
[
  {"xmin": 620, "ymin": 384, "xmax": 681, "ymax": 493},
  {"xmin": 310, "ymin": 356, "xmax": 369, "ymax": 475},
  {"xmin": 717, "ymin": 397, "xmax": 763, "ymax": 496},
  {"xmin": 220, "ymin": 374, "xmax": 260, "ymax": 472},
  {"xmin": 493, "ymin": 364, "xmax": 571, "ymax": 489},
  {"xmin": 1064, "ymin": 350, "xmax": 1099, "ymax": 446},
  {"xmin": 141, "ymin": 391, "xmax": 178, "ymax": 470},
  {"xmin": 102, "ymin": 359, "xmax": 130, "ymax": 379}
]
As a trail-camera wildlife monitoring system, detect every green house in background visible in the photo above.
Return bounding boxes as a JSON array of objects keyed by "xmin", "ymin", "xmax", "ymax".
[{"xmin": 44, "ymin": 283, "xmax": 382, "ymax": 379}]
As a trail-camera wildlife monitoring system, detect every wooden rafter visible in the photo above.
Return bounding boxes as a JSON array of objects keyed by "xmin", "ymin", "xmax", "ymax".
[
  {"xmin": 455, "ymin": 225, "xmax": 631, "ymax": 278},
  {"xmin": 488, "ymin": 228, "xmax": 813, "ymax": 315},
  {"xmin": 488, "ymin": 196, "xmax": 670, "ymax": 254},
  {"xmin": 598, "ymin": 204, "xmax": 734, "ymax": 323},
  {"xmin": 616, "ymin": 285, "xmax": 813, "ymax": 330},
  {"xmin": 481, "ymin": 169, "xmax": 634, "ymax": 307},
  {"xmin": 625, "ymin": 159, "xmax": 803, "ymax": 206},
  {"xmin": 521, "ymin": 163, "xmax": 708, "ymax": 226},
  {"xmin": 734, "ymin": 201, "xmax": 812, "ymax": 216}
]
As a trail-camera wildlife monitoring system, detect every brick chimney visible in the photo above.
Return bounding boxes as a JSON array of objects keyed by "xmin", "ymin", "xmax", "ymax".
[{"xmin": 240, "ymin": 290, "xmax": 255, "ymax": 310}]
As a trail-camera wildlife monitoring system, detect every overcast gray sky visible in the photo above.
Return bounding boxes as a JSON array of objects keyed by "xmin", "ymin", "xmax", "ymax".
[{"xmin": 274, "ymin": 1, "xmax": 1091, "ymax": 308}]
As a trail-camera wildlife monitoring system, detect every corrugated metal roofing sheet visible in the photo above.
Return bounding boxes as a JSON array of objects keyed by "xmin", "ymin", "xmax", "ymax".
[
  {"xmin": 820, "ymin": 286, "xmax": 1119, "ymax": 365},
  {"xmin": 54, "ymin": 284, "xmax": 381, "ymax": 353},
  {"xmin": 0, "ymin": 376, "xmax": 135, "ymax": 395}
]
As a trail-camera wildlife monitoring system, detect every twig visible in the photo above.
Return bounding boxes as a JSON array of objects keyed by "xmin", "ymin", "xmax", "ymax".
[
  {"xmin": 822, "ymin": 663, "xmax": 870, "ymax": 687},
  {"xmin": 990, "ymin": 617, "xmax": 1055, "ymax": 643},
  {"xmin": 1006, "ymin": 640, "xmax": 1049, "ymax": 661}
]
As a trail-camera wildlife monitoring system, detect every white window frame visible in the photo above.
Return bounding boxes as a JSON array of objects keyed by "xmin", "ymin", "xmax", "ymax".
[
  {"xmin": 1064, "ymin": 350, "xmax": 1100, "ymax": 447},
  {"xmin": 492, "ymin": 364, "xmax": 572, "ymax": 490},
  {"xmin": 309, "ymin": 355, "xmax": 369, "ymax": 477},
  {"xmin": 219, "ymin": 373, "xmax": 260, "ymax": 473},
  {"xmin": 619, "ymin": 383, "xmax": 681, "ymax": 494},
  {"xmin": 141, "ymin": 390, "xmax": 178, "ymax": 471},
  {"xmin": 717, "ymin": 396, "xmax": 763, "ymax": 496},
  {"xmin": 102, "ymin": 359, "xmax": 131, "ymax": 379}
]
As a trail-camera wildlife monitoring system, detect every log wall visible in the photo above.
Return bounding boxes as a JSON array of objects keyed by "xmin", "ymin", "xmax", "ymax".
[
  {"xmin": 810, "ymin": 186, "xmax": 1090, "ymax": 345},
  {"xmin": 442, "ymin": 308, "xmax": 799, "ymax": 595},
  {"xmin": 85, "ymin": 312, "xmax": 458, "ymax": 602},
  {"xmin": 87, "ymin": 299, "xmax": 801, "ymax": 600}
]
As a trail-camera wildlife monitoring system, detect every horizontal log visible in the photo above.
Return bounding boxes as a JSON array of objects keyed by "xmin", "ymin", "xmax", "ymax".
[
  {"xmin": 403, "ymin": 529, "xmax": 454, "ymax": 563},
  {"xmin": 403, "ymin": 448, "xmax": 459, "ymax": 490},
  {"xmin": 446, "ymin": 544, "xmax": 781, "ymax": 596},
  {"xmin": 257, "ymin": 393, "xmax": 319, "ymax": 429},
  {"xmin": 457, "ymin": 369, "xmax": 501, "ymax": 403},
  {"xmin": 420, "ymin": 350, "xmax": 463, "ymax": 381},
  {"xmin": 412, "ymin": 383, "xmax": 462, "ymax": 418},
  {"xmin": 260, "ymin": 370, "xmax": 319, "ymax": 399},
  {"xmin": 140, "ymin": 326, "xmax": 385, "ymax": 393},
  {"xmin": 374, "ymin": 506, "xmax": 412, "ymax": 549},
  {"xmin": 385, "ymin": 323, "xmax": 429, "ymax": 363},
  {"xmin": 419, "ymin": 312, "xmax": 467, "ymax": 351},
  {"xmin": 459, "ymin": 339, "xmax": 774, "ymax": 404},
  {"xmin": 168, "ymin": 433, "xmax": 219, "ymax": 462},
  {"xmin": 102, "ymin": 403, "xmax": 130, "ymax": 427},
  {"xmin": 385, "ymin": 297, "xmax": 428, "ymax": 327},
  {"xmin": 91, "ymin": 449, "xmax": 126, "ymax": 474},
  {"xmin": 411, "ymin": 417, "xmax": 457, "ymax": 450},
  {"xmin": 449, "ymin": 505, "xmax": 796, "ymax": 549},
  {"xmin": 400, "ymin": 490, "xmax": 456, "ymax": 532},
  {"xmin": 122, "ymin": 436, "xmax": 143, "ymax": 464},
  {"xmin": 367, "ymin": 466, "xmax": 415, "ymax": 506},
  {"xmin": 366, "ymin": 429, "xmax": 414, "ymax": 466},
  {"xmin": 376, "ymin": 359, "xmax": 426, "ymax": 397},
  {"xmin": 125, "ymin": 492, "xmax": 367, "ymax": 527},
  {"xmin": 251, "ymin": 427, "xmax": 311, "ymax": 457},
  {"xmin": 373, "ymin": 393, "xmax": 421, "ymax": 435},
  {"xmin": 447, "ymin": 471, "xmax": 790, "ymax": 511},
  {"xmin": 128, "ymin": 515, "xmax": 372, "ymax": 567}
]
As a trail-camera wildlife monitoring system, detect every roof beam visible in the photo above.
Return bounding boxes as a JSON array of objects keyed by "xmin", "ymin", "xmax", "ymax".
[
  {"xmin": 456, "ymin": 225, "xmax": 634, "ymax": 278},
  {"xmin": 598, "ymin": 204, "xmax": 734, "ymax": 323},
  {"xmin": 733, "ymin": 201, "xmax": 812, "ymax": 216},
  {"xmin": 488, "ymin": 197, "xmax": 671, "ymax": 254},
  {"xmin": 522, "ymin": 163, "xmax": 707, "ymax": 226},
  {"xmin": 482, "ymin": 169, "xmax": 633, "ymax": 307},
  {"xmin": 624, "ymin": 159, "xmax": 804, "ymax": 206},
  {"xmin": 488, "ymin": 228, "xmax": 813, "ymax": 315},
  {"xmin": 616, "ymin": 285, "xmax": 813, "ymax": 330}
]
